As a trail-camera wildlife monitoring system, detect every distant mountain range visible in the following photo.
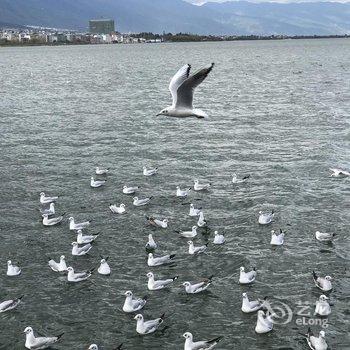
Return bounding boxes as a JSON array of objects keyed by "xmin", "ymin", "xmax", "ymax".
[{"xmin": 1, "ymin": 0, "xmax": 350, "ymax": 35}]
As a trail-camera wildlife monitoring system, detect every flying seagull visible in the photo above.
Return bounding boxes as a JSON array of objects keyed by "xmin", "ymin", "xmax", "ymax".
[{"xmin": 157, "ymin": 63, "xmax": 215, "ymax": 118}]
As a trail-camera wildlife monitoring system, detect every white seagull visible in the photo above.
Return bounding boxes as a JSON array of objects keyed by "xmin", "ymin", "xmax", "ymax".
[
  {"xmin": 188, "ymin": 241, "xmax": 208, "ymax": 255},
  {"xmin": 71, "ymin": 242, "xmax": 92, "ymax": 256},
  {"xmin": 95, "ymin": 166, "xmax": 109, "ymax": 175},
  {"xmin": 182, "ymin": 275, "xmax": 213, "ymax": 294},
  {"xmin": 175, "ymin": 226, "xmax": 198, "ymax": 238},
  {"xmin": 232, "ymin": 173, "xmax": 250, "ymax": 184},
  {"xmin": 67, "ymin": 266, "xmax": 93, "ymax": 282},
  {"xmin": 315, "ymin": 231, "xmax": 335, "ymax": 242},
  {"xmin": 134, "ymin": 313, "xmax": 165, "ymax": 335},
  {"xmin": 213, "ymin": 231, "xmax": 225, "ymax": 245},
  {"xmin": 88, "ymin": 344, "xmax": 123, "ymax": 350},
  {"xmin": 147, "ymin": 253, "xmax": 176, "ymax": 266},
  {"xmin": 176, "ymin": 186, "xmax": 191, "ymax": 197},
  {"xmin": 24, "ymin": 326, "xmax": 64, "ymax": 350},
  {"xmin": 189, "ymin": 204, "xmax": 202, "ymax": 216},
  {"xmin": 147, "ymin": 271, "xmax": 178, "ymax": 290},
  {"xmin": 48, "ymin": 255, "xmax": 67, "ymax": 272},
  {"xmin": 305, "ymin": 328, "xmax": 328, "ymax": 350},
  {"xmin": 183, "ymin": 332, "xmax": 222, "ymax": 350},
  {"xmin": 42, "ymin": 213, "xmax": 64, "ymax": 226},
  {"xmin": 77, "ymin": 230, "xmax": 99, "ymax": 244},
  {"xmin": 145, "ymin": 234, "xmax": 157, "ymax": 250},
  {"xmin": 40, "ymin": 203, "xmax": 55, "ymax": 216},
  {"xmin": 194, "ymin": 179, "xmax": 211, "ymax": 191},
  {"xmin": 258, "ymin": 210, "xmax": 274, "ymax": 225},
  {"xmin": 146, "ymin": 216, "xmax": 168, "ymax": 228},
  {"xmin": 157, "ymin": 63, "xmax": 214, "ymax": 119},
  {"xmin": 312, "ymin": 271, "xmax": 333, "ymax": 292},
  {"xmin": 7, "ymin": 260, "xmax": 21, "ymax": 276},
  {"xmin": 123, "ymin": 185, "xmax": 139, "ymax": 194},
  {"xmin": 315, "ymin": 295, "xmax": 331, "ymax": 316},
  {"xmin": 69, "ymin": 217, "xmax": 91, "ymax": 231},
  {"xmin": 255, "ymin": 310, "xmax": 274, "ymax": 334},
  {"xmin": 110, "ymin": 203, "xmax": 126, "ymax": 214},
  {"xmin": 329, "ymin": 167, "xmax": 350, "ymax": 177},
  {"xmin": 270, "ymin": 229, "xmax": 284, "ymax": 246},
  {"xmin": 98, "ymin": 258, "xmax": 111, "ymax": 275},
  {"xmin": 133, "ymin": 196, "xmax": 153, "ymax": 207},
  {"xmin": 0, "ymin": 295, "xmax": 23, "ymax": 313},
  {"xmin": 197, "ymin": 211, "xmax": 207, "ymax": 227},
  {"xmin": 241, "ymin": 293, "xmax": 266, "ymax": 313},
  {"xmin": 239, "ymin": 266, "xmax": 256, "ymax": 284},
  {"xmin": 39, "ymin": 192, "xmax": 58, "ymax": 204},
  {"xmin": 143, "ymin": 166, "xmax": 158, "ymax": 176},
  {"xmin": 90, "ymin": 176, "xmax": 106, "ymax": 188},
  {"xmin": 123, "ymin": 291, "xmax": 147, "ymax": 313}
]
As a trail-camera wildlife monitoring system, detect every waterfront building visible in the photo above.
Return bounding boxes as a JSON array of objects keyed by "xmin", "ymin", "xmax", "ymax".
[{"xmin": 89, "ymin": 19, "xmax": 115, "ymax": 34}]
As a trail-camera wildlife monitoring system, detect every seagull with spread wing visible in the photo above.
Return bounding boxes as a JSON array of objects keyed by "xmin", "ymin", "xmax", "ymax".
[{"xmin": 157, "ymin": 63, "xmax": 215, "ymax": 118}]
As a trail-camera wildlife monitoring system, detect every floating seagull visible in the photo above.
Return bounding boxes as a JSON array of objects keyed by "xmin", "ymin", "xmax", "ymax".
[
  {"xmin": 69, "ymin": 217, "xmax": 91, "ymax": 231},
  {"xmin": 175, "ymin": 226, "xmax": 197, "ymax": 238},
  {"xmin": 147, "ymin": 271, "xmax": 178, "ymax": 290},
  {"xmin": 110, "ymin": 203, "xmax": 126, "ymax": 214},
  {"xmin": 98, "ymin": 258, "xmax": 111, "ymax": 275},
  {"xmin": 95, "ymin": 166, "xmax": 109, "ymax": 175},
  {"xmin": 188, "ymin": 241, "xmax": 208, "ymax": 255},
  {"xmin": 134, "ymin": 313, "xmax": 165, "ymax": 335},
  {"xmin": 77, "ymin": 230, "xmax": 99, "ymax": 244},
  {"xmin": 67, "ymin": 266, "xmax": 93, "ymax": 282},
  {"xmin": 89, "ymin": 344, "xmax": 123, "ymax": 350},
  {"xmin": 270, "ymin": 229, "xmax": 284, "ymax": 246},
  {"xmin": 90, "ymin": 176, "xmax": 106, "ymax": 188},
  {"xmin": 123, "ymin": 291, "xmax": 147, "ymax": 313},
  {"xmin": 312, "ymin": 271, "xmax": 333, "ymax": 292},
  {"xmin": 315, "ymin": 295, "xmax": 331, "ymax": 316},
  {"xmin": 157, "ymin": 63, "xmax": 214, "ymax": 119},
  {"xmin": 40, "ymin": 192, "xmax": 58, "ymax": 204},
  {"xmin": 143, "ymin": 166, "xmax": 158, "ymax": 176},
  {"xmin": 123, "ymin": 185, "xmax": 139, "ymax": 194},
  {"xmin": 239, "ymin": 266, "xmax": 256, "ymax": 284},
  {"xmin": 194, "ymin": 179, "xmax": 211, "ymax": 191},
  {"xmin": 197, "ymin": 211, "xmax": 207, "ymax": 227},
  {"xmin": 329, "ymin": 167, "xmax": 350, "ymax": 177},
  {"xmin": 71, "ymin": 242, "xmax": 92, "ymax": 256},
  {"xmin": 213, "ymin": 231, "xmax": 225, "ymax": 245},
  {"xmin": 146, "ymin": 216, "xmax": 168, "ymax": 228},
  {"xmin": 183, "ymin": 332, "xmax": 222, "ymax": 350},
  {"xmin": 133, "ymin": 196, "xmax": 153, "ymax": 207},
  {"xmin": 40, "ymin": 203, "xmax": 55, "ymax": 216},
  {"xmin": 189, "ymin": 204, "xmax": 202, "ymax": 217},
  {"xmin": 241, "ymin": 293, "xmax": 265, "ymax": 313},
  {"xmin": 0, "ymin": 295, "xmax": 23, "ymax": 313},
  {"xmin": 145, "ymin": 234, "xmax": 157, "ymax": 250},
  {"xmin": 176, "ymin": 186, "xmax": 191, "ymax": 197},
  {"xmin": 315, "ymin": 231, "xmax": 335, "ymax": 242},
  {"xmin": 48, "ymin": 255, "xmax": 67, "ymax": 272},
  {"xmin": 258, "ymin": 210, "xmax": 274, "ymax": 225},
  {"xmin": 147, "ymin": 253, "xmax": 176, "ymax": 266},
  {"xmin": 255, "ymin": 310, "xmax": 274, "ymax": 334},
  {"xmin": 182, "ymin": 275, "xmax": 213, "ymax": 294},
  {"xmin": 7, "ymin": 260, "xmax": 21, "ymax": 276},
  {"xmin": 24, "ymin": 326, "xmax": 64, "ymax": 350},
  {"xmin": 232, "ymin": 173, "xmax": 250, "ymax": 184},
  {"xmin": 304, "ymin": 328, "xmax": 328, "ymax": 350},
  {"xmin": 42, "ymin": 213, "xmax": 64, "ymax": 226}
]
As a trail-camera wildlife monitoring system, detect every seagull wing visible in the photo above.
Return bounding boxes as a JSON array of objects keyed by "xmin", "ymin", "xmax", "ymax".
[
  {"xmin": 169, "ymin": 64, "xmax": 191, "ymax": 106},
  {"xmin": 176, "ymin": 63, "xmax": 214, "ymax": 109},
  {"xmin": 31, "ymin": 336, "xmax": 58, "ymax": 349},
  {"xmin": 143, "ymin": 318, "xmax": 162, "ymax": 333}
]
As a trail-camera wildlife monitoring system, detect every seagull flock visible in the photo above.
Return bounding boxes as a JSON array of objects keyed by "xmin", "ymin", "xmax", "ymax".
[{"xmin": 2, "ymin": 61, "xmax": 349, "ymax": 349}]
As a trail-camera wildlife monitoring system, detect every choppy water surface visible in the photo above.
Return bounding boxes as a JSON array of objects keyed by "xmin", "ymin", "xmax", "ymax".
[{"xmin": 0, "ymin": 39, "xmax": 349, "ymax": 349}]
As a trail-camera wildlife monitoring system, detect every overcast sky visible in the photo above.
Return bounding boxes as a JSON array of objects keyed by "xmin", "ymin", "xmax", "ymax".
[{"xmin": 187, "ymin": 0, "xmax": 349, "ymax": 3}]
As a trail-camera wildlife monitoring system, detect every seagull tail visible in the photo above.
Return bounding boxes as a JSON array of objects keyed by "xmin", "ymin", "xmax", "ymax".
[
  {"xmin": 174, "ymin": 230, "xmax": 180, "ymax": 234},
  {"xmin": 312, "ymin": 270, "xmax": 318, "ymax": 282},
  {"xmin": 115, "ymin": 343, "xmax": 123, "ymax": 350},
  {"xmin": 208, "ymin": 275, "xmax": 214, "ymax": 281},
  {"xmin": 208, "ymin": 336, "xmax": 223, "ymax": 344},
  {"xmin": 169, "ymin": 254, "xmax": 176, "ymax": 259},
  {"xmin": 56, "ymin": 333, "xmax": 64, "ymax": 340},
  {"xmin": 159, "ymin": 313, "xmax": 166, "ymax": 320},
  {"xmin": 142, "ymin": 295, "xmax": 148, "ymax": 301},
  {"xmin": 173, "ymin": 275, "xmax": 179, "ymax": 281},
  {"xmin": 17, "ymin": 295, "xmax": 24, "ymax": 300}
]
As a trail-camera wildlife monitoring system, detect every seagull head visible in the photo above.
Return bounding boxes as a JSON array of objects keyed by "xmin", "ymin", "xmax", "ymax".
[
  {"xmin": 194, "ymin": 179, "xmax": 199, "ymax": 184},
  {"xmin": 257, "ymin": 310, "xmax": 265, "ymax": 316},
  {"xmin": 68, "ymin": 217, "xmax": 74, "ymax": 221},
  {"xmin": 120, "ymin": 203, "xmax": 125, "ymax": 208},
  {"xmin": 100, "ymin": 259, "xmax": 106, "ymax": 264},
  {"xmin": 319, "ymin": 295, "xmax": 329, "ymax": 301},
  {"xmin": 163, "ymin": 219, "xmax": 168, "ymax": 223},
  {"xmin": 183, "ymin": 332, "xmax": 193, "ymax": 340},
  {"xmin": 325, "ymin": 276, "xmax": 332, "ymax": 281},
  {"xmin": 214, "ymin": 230, "xmax": 218, "ymax": 235},
  {"xmin": 77, "ymin": 230, "xmax": 83, "ymax": 235},
  {"xmin": 60, "ymin": 255, "xmax": 65, "ymax": 261},
  {"xmin": 40, "ymin": 192, "xmax": 45, "ymax": 196},
  {"xmin": 156, "ymin": 108, "xmax": 170, "ymax": 116},
  {"xmin": 242, "ymin": 292, "xmax": 248, "ymax": 298},
  {"xmin": 124, "ymin": 291, "xmax": 133, "ymax": 297},
  {"xmin": 240, "ymin": 266, "xmax": 245, "ymax": 272},
  {"xmin": 133, "ymin": 197, "xmax": 138, "ymax": 201},
  {"xmin": 319, "ymin": 330, "xmax": 326, "ymax": 338},
  {"xmin": 147, "ymin": 272, "xmax": 154, "ymax": 278},
  {"xmin": 192, "ymin": 226, "xmax": 197, "ymax": 231},
  {"xmin": 42, "ymin": 214, "xmax": 48, "ymax": 218},
  {"xmin": 24, "ymin": 327, "xmax": 33, "ymax": 334},
  {"xmin": 134, "ymin": 314, "xmax": 143, "ymax": 321},
  {"xmin": 148, "ymin": 253, "xmax": 153, "ymax": 259},
  {"xmin": 123, "ymin": 185, "xmax": 127, "ymax": 189},
  {"xmin": 183, "ymin": 282, "xmax": 191, "ymax": 287},
  {"xmin": 67, "ymin": 267, "xmax": 73, "ymax": 272},
  {"xmin": 7, "ymin": 260, "xmax": 12, "ymax": 266},
  {"xmin": 187, "ymin": 241, "xmax": 193, "ymax": 245},
  {"xmin": 71, "ymin": 242, "xmax": 78, "ymax": 246},
  {"xmin": 88, "ymin": 345, "xmax": 98, "ymax": 350}
]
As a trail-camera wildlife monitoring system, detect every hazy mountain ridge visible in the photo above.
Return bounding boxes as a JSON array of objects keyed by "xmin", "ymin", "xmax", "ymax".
[{"xmin": 0, "ymin": 0, "xmax": 350, "ymax": 35}]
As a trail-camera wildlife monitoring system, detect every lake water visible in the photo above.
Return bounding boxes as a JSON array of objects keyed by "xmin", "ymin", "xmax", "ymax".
[{"xmin": 0, "ymin": 39, "xmax": 349, "ymax": 349}]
